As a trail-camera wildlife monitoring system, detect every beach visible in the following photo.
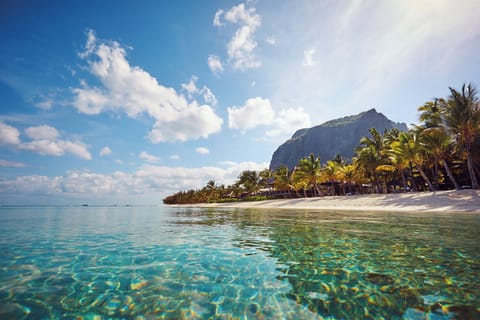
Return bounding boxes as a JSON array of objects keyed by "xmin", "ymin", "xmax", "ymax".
[{"xmin": 194, "ymin": 189, "xmax": 480, "ymax": 213}]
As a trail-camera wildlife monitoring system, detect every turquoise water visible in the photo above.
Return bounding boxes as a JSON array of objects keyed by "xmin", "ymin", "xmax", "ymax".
[{"xmin": 0, "ymin": 206, "xmax": 479, "ymax": 319}]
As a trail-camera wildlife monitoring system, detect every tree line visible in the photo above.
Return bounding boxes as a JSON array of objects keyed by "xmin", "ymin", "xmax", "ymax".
[{"xmin": 163, "ymin": 83, "xmax": 480, "ymax": 204}]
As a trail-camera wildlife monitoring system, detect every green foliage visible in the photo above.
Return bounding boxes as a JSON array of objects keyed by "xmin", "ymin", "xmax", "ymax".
[{"xmin": 244, "ymin": 195, "xmax": 269, "ymax": 201}]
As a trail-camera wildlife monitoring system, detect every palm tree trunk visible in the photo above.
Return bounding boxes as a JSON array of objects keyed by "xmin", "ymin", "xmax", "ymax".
[
  {"xmin": 417, "ymin": 164, "xmax": 434, "ymax": 191},
  {"xmin": 401, "ymin": 172, "xmax": 408, "ymax": 192},
  {"xmin": 409, "ymin": 165, "xmax": 417, "ymax": 191},
  {"xmin": 433, "ymin": 160, "xmax": 439, "ymax": 190},
  {"xmin": 466, "ymin": 151, "xmax": 479, "ymax": 189},
  {"xmin": 441, "ymin": 158, "xmax": 460, "ymax": 190},
  {"xmin": 314, "ymin": 183, "xmax": 321, "ymax": 197}
]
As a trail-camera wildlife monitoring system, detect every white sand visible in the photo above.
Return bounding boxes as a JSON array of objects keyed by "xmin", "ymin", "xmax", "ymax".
[{"xmin": 192, "ymin": 189, "xmax": 480, "ymax": 213}]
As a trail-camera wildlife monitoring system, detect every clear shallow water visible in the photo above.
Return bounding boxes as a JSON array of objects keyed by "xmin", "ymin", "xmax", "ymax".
[{"xmin": 0, "ymin": 206, "xmax": 479, "ymax": 319}]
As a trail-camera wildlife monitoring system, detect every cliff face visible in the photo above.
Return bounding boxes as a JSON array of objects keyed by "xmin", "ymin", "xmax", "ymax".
[{"xmin": 269, "ymin": 109, "xmax": 408, "ymax": 170}]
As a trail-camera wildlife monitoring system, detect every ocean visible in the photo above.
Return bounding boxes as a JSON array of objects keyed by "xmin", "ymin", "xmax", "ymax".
[{"xmin": 1, "ymin": 206, "xmax": 479, "ymax": 319}]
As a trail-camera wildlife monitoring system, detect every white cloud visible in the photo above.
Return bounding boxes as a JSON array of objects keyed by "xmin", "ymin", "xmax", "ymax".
[
  {"xmin": 170, "ymin": 154, "xmax": 180, "ymax": 160},
  {"xmin": 0, "ymin": 161, "xmax": 269, "ymax": 204},
  {"xmin": 195, "ymin": 147, "xmax": 210, "ymax": 155},
  {"xmin": 0, "ymin": 159, "xmax": 25, "ymax": 168},
  {"xmin": 72, "ymin": 30, "xmax": 223, "ymax": 143},
  {"xmin": 20, "ymin": 139, "xmax": 91, "ymax": 160},
  {"xmin": 266, "ymin": 36, "xmax": 277, "ymax": 45},
  {"xmin": 139, "ymin": 151, "xmax": 160, "ymax": 163},
  {"xmin": 181, "ymin": 76, "xmax": 199, "ymax": 96},
  {"xmin": 19, "ymin": 140, "xmax": 64, "ymax": 156},
  {"xmin": 227, "ymin": 97, "xmax": 311, "ymax": 137},
  {"xmin": 34, "ymin": 97, "xmax": 54, "ymax": 110},
  {"xmin": 181, "ymin": 76, "xmax": 218, "ymax": 106},
  {"xmin": 0, "ymin": 123, "xmax": 92, "ymax": 160},
  {"xmin": 228, "ymin": 97, "xmax": 274, "ymax": 130},
  {"xmin": 0, "ymin": 122, "xmax": 21, "ymax": 145},
  {"xmin": 201, "ymin": 86, "xmax": 217, "ymax": 107},
  {"xmin": 58, "ymin": 140, "xmax": 92, "ymax": 160},
  {"xmin": 20, "ymin": 125, "xmax": 92, "ymax": 160},
  {"xmin": 214, "ymin": 3, "xmax": 261, "ymax": 71},
  {"xmin": 266, "ymin": 107, "xmax": 312, "ymax": 137},
  {"xmin": 302, "ymin": 48, "xmax": 317, "ymax": 67},
  {"xmin": 213, "ymin": 9, "xmax": 224, "ymax": 26},
  {"xmin": 208, "ymin": 55, "xmax": 224, "ymax": 75},
  {"xmin": 99, "ymin": 146, "xmax": 112, "ymax": 156},
  {"xmin": 25, "ymin": 125, "xmax": 59, "ymax": 140}
]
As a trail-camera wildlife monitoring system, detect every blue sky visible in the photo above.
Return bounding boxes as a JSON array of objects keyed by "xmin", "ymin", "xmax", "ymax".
[{"xmin": 1, "ymin": 0, "xmax": 479, "ymax": 205}]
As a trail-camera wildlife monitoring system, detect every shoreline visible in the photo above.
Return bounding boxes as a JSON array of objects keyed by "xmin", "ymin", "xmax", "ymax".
[{"xmin": 183, "ymin": 189, "xmax": 480, "ymax": 213}]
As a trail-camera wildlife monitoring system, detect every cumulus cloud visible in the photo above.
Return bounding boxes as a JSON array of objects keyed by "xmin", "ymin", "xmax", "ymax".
[
  {"xmin": 181, "ymin": 76, "xmax": 218, "ymax": 106},
  {"xmin": 228, "ymin": 97, "xmax": 274, "ymax": 130},
  {"xmin": 25, "ymin": 125, "xmax": 59, "ymax": 140},
  {"xmin": 170, "ymin": 154, "xmax": 180, "ymax": 160},
  {"xmin": 213, "ymin": 3, "xmax": 261, "ymax": 71},
  {"xmin": 0, "ymin": 122, "xmax": 21, "ymax": 145},
  {"xmin": 20, "ymin": 139, "xmax": 92, "ymax": 160},
  {"xmin": 195, "ymin": 147, "xmax": 210, "ymax": 155},
  {"xmin": 0, "ymin": 122, "xmax": 91, "ymax": 159},
  {"xmin": 266, "ymin": 107, "xmax": 312, "ymax": 137},
  {"xmin": 0, "ymin": 161, "xmax": 269, "ymax": 204},
  {"xmin": 302, "ymin": 48, "xmax": 317, "ymax": 67},
  {"xmin": 208, "ymin": 55, "xmax": 224, "ymax": 75},
  {"xmin": 227, "ymin": 98, "xmax": 311, "ymax": 137},
  {"xmin": 72, "ymin": 30, "xmax": 223, "ymax": 143},
  {"xmin": 99, "ymin": 146, "xmax": 112, "ymax": 156},
  {"xmin": 139, "ymin": 151, "xmax": 160, "ymax": 163}
]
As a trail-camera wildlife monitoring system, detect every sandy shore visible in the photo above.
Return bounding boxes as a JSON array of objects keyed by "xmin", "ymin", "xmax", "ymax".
[{"xmin": 192, "ymin": 189, "xmax": 480, "ymax": 213}]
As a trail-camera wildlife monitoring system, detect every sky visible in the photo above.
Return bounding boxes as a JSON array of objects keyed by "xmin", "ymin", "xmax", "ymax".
[{"xmin": 1, "ymin": 0, "xmax": 479, "ymax": 205}]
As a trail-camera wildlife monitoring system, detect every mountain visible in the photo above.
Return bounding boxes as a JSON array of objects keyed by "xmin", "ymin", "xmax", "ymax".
[{"xmin": 269, "ymin": 108, "xmax": 408, "ymax": 170}]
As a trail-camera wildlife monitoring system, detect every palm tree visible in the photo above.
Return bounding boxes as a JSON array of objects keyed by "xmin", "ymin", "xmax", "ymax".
[
  {"xmin": 203, "ymin": 179, "xmax": 219, "ymax": 202},
  {"xmin": 259, "ymin": 168, "xmax": 273, "ymax": 189},
  {"xmin": 418, "ymin": 99, "xmax": 444, "ymax": 128},
  {"xmin": 322, "ymin": 160, "xmax": 340, "ymax": 195},
  {"xmin": 342, "ymin": 164, "xmax": 357, "ymax": 194},
  {"xmin": 273, "ymin": 165, "xmax": 292, "ymax": 197},
  {"xmin": 387, "ymin": 141, "xmax": 411, "ymax": 192},
  {"xmin": 420, "ymin": 126, "xmax": 461, "ymax": 190},
  {"xmin": 354, "ymin": 128, "xmax": 389, "ymax": 193},
  {"xmin": 441, "ymin": 83, "xmax": 480, "ymax": 189},
  {"xmin": 292, "ymin": 153, "xmax": 322, "ymax": 196},
  {"xmin": 236, "ymin": 170, "xmax": 262, "ymax": 194},
  {"xmin": 391, "ymin": 131, "xmax": 434, "ymax": 191}
]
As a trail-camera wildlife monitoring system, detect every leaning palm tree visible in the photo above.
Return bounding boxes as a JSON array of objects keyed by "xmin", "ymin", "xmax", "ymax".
[
  {"xmin": 391, "ymin": 131, "xmax": 434, "ymax": 191},
  {"xmin": 420, "ymin": 126, "xmax": 461, "ymax": 190},
  {"xmin": 441, "ymin": 83, "xmax": 480, "ymax": 189},
  {"xmin": 292, "ymin": 153, "xmax": 322, "ymax": 196}
]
